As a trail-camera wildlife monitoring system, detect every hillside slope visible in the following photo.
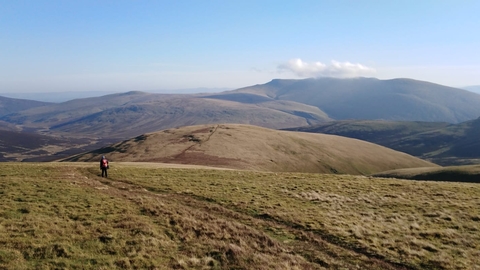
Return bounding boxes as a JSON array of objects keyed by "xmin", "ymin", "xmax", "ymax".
[
  {"xmin": 48, "ymin": 98, "xmax": 329, "ymax": 138},
  {"xmin": 0, "ymin": 95, "xmax": 51, "ymax": 117},
  {"xmin": 1, "ymin": 92, "xmax": 330, "ymax": 138},
  {"xmin": 64, "ymin": 124, "xmax": 437, "ymax": 175},
  {"xmin": 228, "ymin": 77, "xmax": 480, "ymax": 123},
  {"xmin": 373, "ymin": 165, "xmax": 480, "ymax": 183},
  {"xmin": 463, "ymin": 85, "xmax": 480, "ymax": 94},
  {"xmin": 289, "ymin": 118, "xmax": 480, "ymax": 165},
  {"xmin": 0, "ymin": 129, "xmax": 118, "ymax": 162}
]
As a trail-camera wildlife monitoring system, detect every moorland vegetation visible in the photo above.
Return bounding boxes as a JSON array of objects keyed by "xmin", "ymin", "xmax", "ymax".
[
  {"xmin": 1, "ymin": 163, "xmax": 479, "ymax": 269},
  {"xmin": 1, "ymin": 77, "xmax": 480, "ymax": 269},
  {"xmin": 2, "ymin": 77, "xmax": 480, "ymax": 163},
  {"xmin": 288, "ymin": 118, "xmax": 480, "ymax": 166},
  {"xmin": 63, "ymin": 124, "xmax": 436, "ymax": 175}
]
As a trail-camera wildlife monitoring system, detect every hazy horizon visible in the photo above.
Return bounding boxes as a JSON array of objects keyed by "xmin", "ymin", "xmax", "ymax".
[
  {"xmin": 1, "ymin": 1, "xmax": 479, "ymax": 93},
  {"xmin": 1, "ymin": 77, "xmax": 479, "ymax": 103}
]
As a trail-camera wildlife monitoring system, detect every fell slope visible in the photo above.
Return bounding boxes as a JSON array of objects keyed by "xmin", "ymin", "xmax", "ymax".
[
  {"xmin": 0, "ymin": 129, "xmax": 118, "ymax": 162},
  {"xmin": 373, "ymin": 165, "xmax": 480, "ymax": 183},
  {"xmin": 228, "ymin": 77, "xmax": 480, "ymax": 123},
  {"xmin": 49, "ymin": 97, "xmax": 329, "ymax": 138},
  {"xmin": 1, "ymin": 92, "xmax": 330, "ymax": 138},
  {"xmin": 0, "ymin": 95, "xmax": 51, "ymax": 117},
  {"xmin": 64, "ymin": 124, "xmax": 437, "ymax": 175},
  {"xmin": 463, "ymin": 85, "xmax": 480, "ymax": 94},
  {"xmin": 289, "ymin": 118, "xmax": 480, "ymax": 166}
]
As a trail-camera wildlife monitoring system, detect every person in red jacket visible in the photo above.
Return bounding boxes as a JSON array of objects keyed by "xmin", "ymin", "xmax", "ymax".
[{"xmin": 100, "ymin": 156, "xmax": 109, "ymax": 177}]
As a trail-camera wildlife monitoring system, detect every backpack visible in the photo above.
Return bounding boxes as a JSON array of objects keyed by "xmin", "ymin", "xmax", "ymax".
[{"xmin": 102, "ymin": 159, "xmax": 108, "ymax": 168}]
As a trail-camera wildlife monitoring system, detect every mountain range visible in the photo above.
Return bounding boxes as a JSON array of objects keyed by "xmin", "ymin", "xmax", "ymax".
[
  {"xmin": 0, "ymin": 88, "xmax": 229, "ymax": 103},
  {"xmin": 1, "ymin": 77, "xmax": 480, "ymax": 164},
  {"xmin": 227, "ymin": 77, "xmax": 480, "ymax": 123},
  {"xmin": 0, "ymin": 91, "xmax": 329, "ymax": 139}
]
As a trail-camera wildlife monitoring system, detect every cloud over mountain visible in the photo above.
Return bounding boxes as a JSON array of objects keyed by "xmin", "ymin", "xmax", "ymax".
[{"xmin": 278, "ymin": 59, "xmax": 376, "ymax": 78}]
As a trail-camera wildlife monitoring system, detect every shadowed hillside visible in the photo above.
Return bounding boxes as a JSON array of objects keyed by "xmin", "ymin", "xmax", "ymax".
[
  {"xmin": 0, "ymin": 129, "xmax": 118, "ymax": 162},
  {"xmin": 0, "ymin": 95, "xmax": 51, "ymax": 117},
  {"xmin": 373, "ymin": 165, "xmax": 480, "ymax": 183},
  {"xmin": 1, "ymin": 92, "xmax": 330, "ymax": 138},
  {"xmin": 227, "ymin": 77, "xmax": 480, "ymax": 123},
  {"xmin": 289, "ymin": 118, "xmax": 480, "ymax": 166},
  {"xmin": 0, "ymin": 120, "xmax": 20, "ymax": 132},
  {"xmin": 286, "ymin": 120, "xmax": 450, "ymax": 145},
  {"xmin": 63, "ymin": 124, "xmax": 437, "ymax": 175},
  {"xmin": 48, "ymin": 98, "xmax": 330, "ymax": 138}
]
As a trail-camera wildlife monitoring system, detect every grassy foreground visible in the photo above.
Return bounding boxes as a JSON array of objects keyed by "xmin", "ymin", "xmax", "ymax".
[{"xmin": 0, "ymin": 163, "xmax": 479, "ymax": 269}]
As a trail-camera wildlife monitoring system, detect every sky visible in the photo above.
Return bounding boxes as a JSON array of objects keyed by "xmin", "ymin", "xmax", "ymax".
[{"xmin": 1, "ymin": 0, "xmax": 479, "ymax": 93}]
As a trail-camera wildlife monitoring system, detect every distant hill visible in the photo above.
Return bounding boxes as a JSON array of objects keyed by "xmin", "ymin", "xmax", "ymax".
[
  {"xmin": 286, "ymin": 120, "xmax": 450, "ymax": 145},
  {"xmin": 0, "ymin": 129, "xmax": 64, "ymax": 161},
  {"xmin": 63, "ymin": 124, "xmax": 437, "ymax": 175},
  {"xmin": 0, "ymin": 88, "xmax": 229, "ymax": 103},
  {"xmin": 1, "ymin": 91, "xmax": 330, "ymax": 138},
  {"xmin": 0, "ymin": 120, "xmax": 20, "ymax": 132},
  {"xmin": 288, "ymin": 118, "xmax": 480, "ymax": 166},
  {"xmin": 462, "ymin": 85, "xmax": 480, "ymax": 94},
  {"xmin": 3, "ymin": 77, "xmax": 480, "ymax": 138},
  {"xmin": 3, "ymin": 77, "xmax": 480, "ymax": 163},
  {"xmin": 373, "ymin": 165, "xmax": 480, "ymax": 183},
  {"xmin": 0, "ymin": 91, "xmax": 120, "ymax": 103},
  {"xmin": 227, "ymin": 77, "xmax": 480, "ymax": 123},
  {"xmin": 0, "ymin": 95, "xmax": 51, "ymax": 117},
  {"xmin": 0, "ymin": 129, "xmax": 118, "ymax": 162}
]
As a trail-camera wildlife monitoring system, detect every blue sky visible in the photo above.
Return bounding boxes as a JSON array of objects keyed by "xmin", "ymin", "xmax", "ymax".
[{"xmin": 1, "ymin": 0, "xmax": 479, "ymax": 92}]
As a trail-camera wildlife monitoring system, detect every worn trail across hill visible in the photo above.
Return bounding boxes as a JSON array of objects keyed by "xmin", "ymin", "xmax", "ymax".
[
  {"xmin": 172, "ymin": 125, "xmax": 220, "ymax": 160},
  {"xmin": 78, "ymin": 167, "xmax": 412, "ymax": 269}
]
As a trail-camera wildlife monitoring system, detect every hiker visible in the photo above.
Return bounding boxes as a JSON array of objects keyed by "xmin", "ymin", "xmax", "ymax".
[{"xmin": 100, "ymin": 156, "xmax": 109, "ymax": 177}]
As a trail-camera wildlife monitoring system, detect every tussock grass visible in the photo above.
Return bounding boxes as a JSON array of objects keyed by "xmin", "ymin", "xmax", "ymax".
[{"xmin": 1, "ymin": 162, "xmax": 479, "ymax": 269}]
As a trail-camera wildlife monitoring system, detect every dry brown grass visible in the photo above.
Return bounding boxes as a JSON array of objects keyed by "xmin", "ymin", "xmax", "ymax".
[
  {"xmin": 63, "ymin": 124, "xmax": 437, "ymax": 175},
  {"xmin": 114, "ymin": 164, "xmax": 480, "ymax": 269},
  {"xmin": 2, "ymin": 162, "xmax": 479, "ymax": 269}
]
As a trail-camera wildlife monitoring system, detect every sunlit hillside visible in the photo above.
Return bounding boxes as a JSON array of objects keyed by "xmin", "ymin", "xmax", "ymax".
[{"xmin": 63, "ymin": 124, "xmax": 437, "ymax": 175}]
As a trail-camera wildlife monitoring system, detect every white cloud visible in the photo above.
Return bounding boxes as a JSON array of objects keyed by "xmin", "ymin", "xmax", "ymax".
[{"xmin": 278, "ymin": 58, "xmax": 376, "ymax": 78}]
